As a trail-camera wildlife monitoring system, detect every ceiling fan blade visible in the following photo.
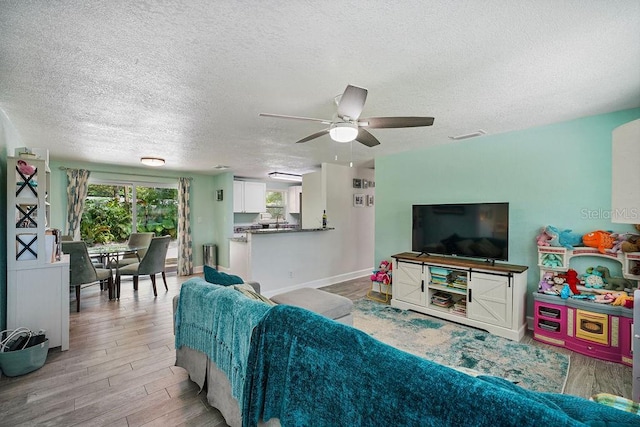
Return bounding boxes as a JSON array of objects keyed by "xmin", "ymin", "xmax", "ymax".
[
  {"xmin": 359, "ymin": 116, "xmax": 435, "ymax": 128},
  {"xmin": 337, "ymin": 85, "xmax": 368, "ymax": 121},
  {"xmin": 296, "ymin": 129, "xmax": 330, "ymax": 143},
  {"xmin": 259, "ymin": 113, "xmax": 331, "ymax": 124},
  {"xmin": 356, "ymin": 128, "xmax": 381, "ymax": 147}
]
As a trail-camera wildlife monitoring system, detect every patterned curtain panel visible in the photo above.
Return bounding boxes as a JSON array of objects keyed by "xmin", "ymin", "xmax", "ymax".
[
  {"xmin": 177, "ymin": 177, "xmax": 193, "ymax": 276},
  {"xmin": 66, "ymin": 169, "xmax": 91, "ymax": 240}
]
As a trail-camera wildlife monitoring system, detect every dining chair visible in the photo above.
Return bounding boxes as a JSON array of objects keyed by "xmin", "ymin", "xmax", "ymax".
[
  {"xmin": 61, "ymin": 241, "xmax": 114, "ymax": 312},
  {"xmin": 115, "ymin": 235, "xmax": 170, "ymax": 298},
  {"xmin": 113, "ymin": 232, "xmax": 154, "ymax": 267}
]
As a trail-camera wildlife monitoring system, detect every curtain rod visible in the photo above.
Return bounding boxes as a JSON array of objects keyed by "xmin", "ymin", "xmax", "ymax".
[{"xmin": 58, "ymin": 166, "xmax": 192, "ymax": 180}]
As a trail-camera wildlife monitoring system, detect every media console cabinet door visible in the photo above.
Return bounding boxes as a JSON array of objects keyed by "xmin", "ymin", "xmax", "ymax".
[
  {"xmin": 394, "ymin": 261, "xmax": 426, "ymax": 306},
  {"xmin": 467, "ymin": 272, "xmax": 512, "ymax": 328}
]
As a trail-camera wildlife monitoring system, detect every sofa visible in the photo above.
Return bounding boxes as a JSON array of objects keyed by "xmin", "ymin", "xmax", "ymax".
[{"xmin": 174, "ymin": 277, "xmax": 639, "ymax": 427}]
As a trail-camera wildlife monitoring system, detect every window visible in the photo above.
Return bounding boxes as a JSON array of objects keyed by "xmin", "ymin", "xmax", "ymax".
[
  {"xmin": 80, "ymin": 181, "xmax": 178, "ymax": 263},
  {"xmin": 266, "ymin": 191, "xmax": 285, "ymax": 220}
]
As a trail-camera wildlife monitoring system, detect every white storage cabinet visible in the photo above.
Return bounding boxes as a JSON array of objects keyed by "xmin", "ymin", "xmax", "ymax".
[{"xmin": 6, "ymin": 155, "xmax": 70, "ymax": 350}]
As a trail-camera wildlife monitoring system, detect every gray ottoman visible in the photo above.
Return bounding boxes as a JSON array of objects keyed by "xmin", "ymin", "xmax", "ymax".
[{"xmin": 271, "ymin": 288, "xmax": 353, "ymax": 325}]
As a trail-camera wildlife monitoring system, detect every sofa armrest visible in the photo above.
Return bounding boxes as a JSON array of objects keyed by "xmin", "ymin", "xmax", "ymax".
[{"xmin": 173, "ymin": 281, "xmax": 261, "ymax": 334}]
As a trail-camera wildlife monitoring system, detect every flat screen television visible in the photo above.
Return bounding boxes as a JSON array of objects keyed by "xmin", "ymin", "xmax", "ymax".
[{"xmin": 412, "ymin": 202, "xmax": 509, "ymax": 261}]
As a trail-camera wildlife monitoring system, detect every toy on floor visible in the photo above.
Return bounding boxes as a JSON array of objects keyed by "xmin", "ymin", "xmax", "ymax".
[
  {"xmin": 582, "ymin": 230, "xmax": 615, "ymax": 254},
  {"xmin": 595, "ymin": 265, "xmax": 634, "ymax": 291},
  {"xmin": 370, "ymin": 260, "xmax": 392, "ymax": 285},
  {"xmin": 368, "ymin": 260, "xmax": 392, "ymax": 303}
]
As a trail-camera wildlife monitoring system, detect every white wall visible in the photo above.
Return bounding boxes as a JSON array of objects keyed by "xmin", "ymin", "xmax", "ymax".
[{"xmin": 246, "ymin": 163, "xmax": 375, "ymax": 295}]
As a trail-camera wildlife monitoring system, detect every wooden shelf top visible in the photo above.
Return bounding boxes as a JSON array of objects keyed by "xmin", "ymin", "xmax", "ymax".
[{"xmin": 392, "ymin": 252, "xmax": 528, "ymax": 274}]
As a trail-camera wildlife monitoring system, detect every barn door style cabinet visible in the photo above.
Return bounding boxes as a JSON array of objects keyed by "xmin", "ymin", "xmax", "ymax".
[
  {"xmin": 6, "ymin": 154, "xmax": 70, "ymax": 351},
  {"xmin": 391, "ymin": 252, "xmax": 528, "ymax": 341}
]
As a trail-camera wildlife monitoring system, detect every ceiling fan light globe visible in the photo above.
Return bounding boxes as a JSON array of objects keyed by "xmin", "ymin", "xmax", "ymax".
[{"xmin": 329, "ymin": 122, "xmax": 358, "ymax": 143}]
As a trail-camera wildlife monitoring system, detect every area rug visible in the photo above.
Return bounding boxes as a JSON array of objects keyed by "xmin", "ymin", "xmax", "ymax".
[{"xmin": 352, "ymin": 298, "xmax": 569, "ymax": 393}]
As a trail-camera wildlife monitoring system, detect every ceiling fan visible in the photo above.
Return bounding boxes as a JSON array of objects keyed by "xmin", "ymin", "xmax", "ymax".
[{"xmin": 260, "ymin": 84, "xmax": 434, "ymax": 147}]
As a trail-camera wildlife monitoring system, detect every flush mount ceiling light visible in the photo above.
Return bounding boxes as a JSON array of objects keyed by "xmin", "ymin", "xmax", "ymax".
[
  {"xmin": 329, "ymin": 122, "xmax": 359, "ymax": 143},
  {"xmin": 268, "ymin": 172, "xmax": 303, "ymax": 182},
  {"xmin": 140, "ymin": 157, "xmax": 165, "ymax": 167},
  {"xmin": 448, "ymin": 130, "xmax": 487, "ymax": 141}
]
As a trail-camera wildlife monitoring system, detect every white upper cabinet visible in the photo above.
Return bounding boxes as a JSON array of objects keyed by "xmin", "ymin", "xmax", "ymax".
[
  {"xmin": 233, "ymin": 180, "xmax": 266, "ymax": 213},
  {"xmin": 288, "ymin": 185, "xmax": 302, "ymax": 214},
  {"xmin": 612, "ymin": 119, "xmax": 640, "ymax": 224}
]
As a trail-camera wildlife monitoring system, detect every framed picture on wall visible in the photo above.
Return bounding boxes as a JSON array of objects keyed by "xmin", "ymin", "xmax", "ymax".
[
  {"xmin": 353, "ymin": 194, "xmax": 365, "ymax": 207},
  {"xmin": 363, "ymin": 180, "xmax": 369, "ymax": 189},
  {"xmin": 353, "ymin": 178, "xmax": 362, "ymax": 189},
  {"xmin": 366, "ymin": 194, "xmax": 374, "ymax": 206}
]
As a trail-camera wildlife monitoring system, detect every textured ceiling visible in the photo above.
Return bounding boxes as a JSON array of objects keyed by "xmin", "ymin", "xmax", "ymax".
[{"xmin": 1, "ymin": 1, "xmax": 639, "ymax": 179}]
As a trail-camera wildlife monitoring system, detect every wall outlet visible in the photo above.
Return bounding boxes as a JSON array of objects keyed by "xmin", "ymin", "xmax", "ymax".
[{"xmin": 288, "ymin": 271, "xmax": 293, "ymax": 278}]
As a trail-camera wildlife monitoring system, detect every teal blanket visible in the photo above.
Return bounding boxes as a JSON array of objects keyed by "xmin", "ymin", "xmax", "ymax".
[
  {"xmin": 175, "ymin": 278, "xmax": 270, "ymax": 404},
  {"xmin": 242, "ymin": 305, "xmax": 639, "ymax": 427}
]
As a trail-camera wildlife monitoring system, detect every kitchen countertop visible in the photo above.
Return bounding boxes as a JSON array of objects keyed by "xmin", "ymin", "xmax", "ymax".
[
  {"xmin": 229, "ymin": 227, "xmax": 334, "ymax": 242},
  {"xmin": 248, "ymin": 227, "xmax": 334, "ymax": 234}
]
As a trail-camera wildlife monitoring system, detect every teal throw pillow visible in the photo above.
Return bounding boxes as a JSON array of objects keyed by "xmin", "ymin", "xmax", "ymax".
[{"xmin": 203, "ymin": 265, "xmax": 244, "ymax": 286}]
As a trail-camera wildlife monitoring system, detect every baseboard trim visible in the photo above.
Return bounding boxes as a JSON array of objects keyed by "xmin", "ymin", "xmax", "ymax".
[
  {"xmin": 190, "ymin": 265, "xmax": 371, "ymax": 297},
  {"xmin": 261, "ymin": 268, "xmax": 373, "ymax": 297}
]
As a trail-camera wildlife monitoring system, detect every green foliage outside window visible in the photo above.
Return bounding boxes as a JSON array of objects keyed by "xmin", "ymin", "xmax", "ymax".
[
  {"xmin": 80, "ymin": 184, "xmax": 178, "ymax": 245},
  {"xmin": 266, "ymin": 191, "xmax": 284, "ymax": 220}
]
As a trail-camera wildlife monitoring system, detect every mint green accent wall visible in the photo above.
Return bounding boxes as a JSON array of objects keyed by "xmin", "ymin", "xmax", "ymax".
[
  {"xmin": 375, "ymin": 108, "xmax": 640, "ymax": 317},
  {"xmin": 211, "ymin": 172, "xmax": 234, "ymax": 268}
]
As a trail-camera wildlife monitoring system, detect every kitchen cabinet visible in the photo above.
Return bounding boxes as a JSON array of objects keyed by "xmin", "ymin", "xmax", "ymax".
[
  {"xmin": 288, "ymin": 185, "xmax": 302, "ymax": 214},
  {"xmin": 233, "ymin": 181, "xmax": 266, "ymax": 213}
]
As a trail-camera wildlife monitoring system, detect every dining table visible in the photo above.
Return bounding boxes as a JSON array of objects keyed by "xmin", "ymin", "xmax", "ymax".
[{"xmin": 87, "ymin": 244, "xmax": 146, "ymax": 299}]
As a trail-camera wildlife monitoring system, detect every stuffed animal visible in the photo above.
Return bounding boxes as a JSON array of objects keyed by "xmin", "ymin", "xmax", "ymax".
[
  {"xmin": 607, "ymin": 233, "xmax": 628, "ymax": 254},
  {"xmin": 595, "ymin": 265, "xmax": 633, "ymax": 291},
  {"xmin": 545, "ymin": 226, "xmax": 583, "ymax": 249},
  {"xmin": 16, "ymin": 159, "xmax": 35, "ymax": 176},
  {"xmin": 594, "ymin": 292, "xmax": 626, "ymax": 304},
  {"xmin": 370, "ymin": 260, "xmax": 392, "ymax": 285},
  {"xmin": 582, "ymin": 267, "xmax": 605, "ymax": 288},
  {"xmin": 621, "ymin": 226, "xmax": 640, "ymax": 252},
  {"xmin": 560, "ymin": 284, "xmax": 572, "ymax": 299},
  {"xmin": 563, "ymin": 269, "xmax": 580, "ymax": 295},
  {"xmin": 611, "ymin": 294, "xmax": 633, "ymax": 309},
  {"xmin": 535, "ymin": 227, "xmax": 554, "ymax": 246},
  {"xmin": 538, "ymin": 272, "xmax": 555, "ymax": 292},
  {"xmin": 541, "ymin": 253, "xmax": 563, "ymax": 268},
  {"xmin": 582, "ymin": 230, "xmax": 615, "ymax": 254}
]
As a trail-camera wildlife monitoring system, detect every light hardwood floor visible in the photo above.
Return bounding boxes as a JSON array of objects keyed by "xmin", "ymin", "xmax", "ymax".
[{"xmin": 0, "ymin": 274, "xmax": 633, "ymax": 426}]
